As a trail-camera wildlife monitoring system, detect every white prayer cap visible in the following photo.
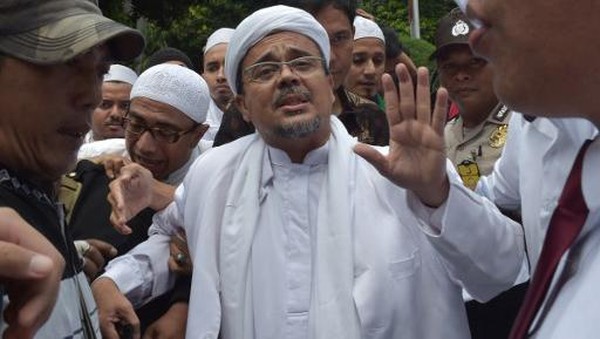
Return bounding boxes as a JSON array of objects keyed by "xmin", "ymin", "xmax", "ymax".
[
  {"xmin": 225, "ymin": 5, "xmax": 330, "ymax": 95},
  {"xmin": 353, "ymin": 16, "xmax": 385, "ymax": 43},
  {"xmin": 203, "ymin": 28, "xmax": 234, "ymax": 54},
  {"xmin": 103, "ymin": 64, "xmax": 137, "ymax": 85},
  {"xmin": 130, "ymin": 64, "xmax": 210, "ymax": 123}
]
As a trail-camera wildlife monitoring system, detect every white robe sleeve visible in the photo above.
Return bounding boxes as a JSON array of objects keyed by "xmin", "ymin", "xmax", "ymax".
[{"xmin": 408, "ymin": 161, "xmax": 525, "ymax": 302}]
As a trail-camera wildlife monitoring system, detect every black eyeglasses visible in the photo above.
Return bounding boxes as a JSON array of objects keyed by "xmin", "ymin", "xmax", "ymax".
[
  {"xmin": 243, "ymin": 56, "xmax": 325, "ymax": 83},
  {"xmin": 122, "ymin": 117, "xmax": 198, "ymax": 144}
]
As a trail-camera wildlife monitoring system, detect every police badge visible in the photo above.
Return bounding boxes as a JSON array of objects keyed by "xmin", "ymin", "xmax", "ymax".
[
  {"xmin": 452, "ymin": 20, "xmax": 470, "ymax": 37},
  {"xmin": 489, "ymin": 124, "xmax": 508, "ymax": 148}
]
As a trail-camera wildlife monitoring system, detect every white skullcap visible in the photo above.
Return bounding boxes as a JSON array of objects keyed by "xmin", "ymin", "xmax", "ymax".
[
  {"xmin": 104, "ymin": 64, "xmax": 137, "ymax": 85},
  {"xmin": 130, "ymin": 64, "xmax": 210, "ymax": 123},
  {"xmin": 203, "ymin": 28, "xmax": 234, "ymax": 54},
  {"xmin": 353, "ymin": 16, "xmax": 385, "ymax": 43},
  {"xmin": 225, "ymin": 5, "xmax": 330, "ymax": 95}
]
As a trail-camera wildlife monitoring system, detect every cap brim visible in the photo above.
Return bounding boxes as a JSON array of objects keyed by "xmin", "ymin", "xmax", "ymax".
[
  {"xmin": 429, "ymin": 41, "xmax": 470, "ymax": 60},
  {"xmin": 0, "ymin": 13, "xmax": 144, "ymax": 65}
]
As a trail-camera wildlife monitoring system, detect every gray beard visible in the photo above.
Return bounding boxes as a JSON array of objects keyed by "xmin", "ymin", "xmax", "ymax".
[{"xmin": 274, "ymin": 116, "xmax": 321, "ymax": 139}]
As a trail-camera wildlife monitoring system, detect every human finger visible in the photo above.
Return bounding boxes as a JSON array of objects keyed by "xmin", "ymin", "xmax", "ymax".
[
  {"xmin": 108, "ymin": 181, "xmax": 132, "ymax": 235},
  {"xmin": 432, "ymin": 87, "xmax": 449, "ymax": 137},
  {"xmin": 0, "ymin": 243, "xmax": 54, "ymax": 280},
  {"xmin": 381, "ymin": 73, "xmax": 402, "ymax": 129},
  {"xmin": 396, "ymin": 63, "xmax": 417, "ymax": 121},
  {"xmin": 87, "ymin": 239, "xmax": 118, "ymax": 259},
  {"xmin": 415, "ymin": 67, "xmax": 432, "ymax": 124},
  {"xmin": 353, "ymin": 143, "xmax": 390, "ymax": 178},
  {"xmin": 82, "ymin": 257, "xmax": 100, "ymax": 281}
]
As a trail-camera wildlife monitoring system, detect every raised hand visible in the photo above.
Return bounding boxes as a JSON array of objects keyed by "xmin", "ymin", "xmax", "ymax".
[
  {"xmin": 107, "ymin": 163, "xmax": 154, "ymax": 235},
  {"xmin": 108, "ymin": 163, "xmax": 176, "ymax": 235},
  {"xmin": 354, "ymin": 64, "xmax": 450, "ymax": 207}
]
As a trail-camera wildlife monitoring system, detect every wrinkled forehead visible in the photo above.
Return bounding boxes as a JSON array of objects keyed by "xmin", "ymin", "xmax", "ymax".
[{"xmin": 243, "ymin": 31, "xmax": 323, "ymax": 64}]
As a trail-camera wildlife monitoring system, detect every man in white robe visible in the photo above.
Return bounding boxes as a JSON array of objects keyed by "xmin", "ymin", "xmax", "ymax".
[
  {"xmin": 199, "ymin": 27, "xmax": 235, "ymax": 150},
  {"xmin": 92, "ymin": 5, "xmax": 524, "ymax": 339}
]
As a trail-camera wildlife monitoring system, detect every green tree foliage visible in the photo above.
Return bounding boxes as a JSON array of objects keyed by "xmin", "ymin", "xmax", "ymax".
[{"xmin": 100, "ymin": 0, "xmax": 457, "ymax": 70}]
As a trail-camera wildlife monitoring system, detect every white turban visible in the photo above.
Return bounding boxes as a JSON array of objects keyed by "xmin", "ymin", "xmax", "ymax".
[
  {"xmin": 353, "ymin": 16, "xmax": 385, "ymax": 43},
  {"xmin": 104, "ymin": 64, "xmax": 137, "ymax": 85},
  {"xmin": 225, "ymin": 5, "xmax": 330, "ymax": 95},
  {"xmin": 204, "ymin": 28, "xmax": 234, "ymax": 54},
  {"xmin": 130, "ymin": 64, "xmax": 210, "ymax": 123}
]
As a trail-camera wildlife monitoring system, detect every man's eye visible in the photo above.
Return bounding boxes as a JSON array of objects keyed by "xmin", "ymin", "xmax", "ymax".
[
  {"xmin": 156, "ymin": 129, "xmax": 178, "ymax": 138},
  {"xmin": 255, "ymin": 65, "xmax": 278, "ymax": 80},
  {"xmin": 441, "ymin": 64, "xmax": 456, "ymax": 72},
  {"xmin": 331, "ymin": 32, "xmax": 351, "ymax": 45},
  {"xmin": 98, "ymin": 101, "xmax": 112, "ymax": 110},
  {"xmin": 352, "ymin": 55, "xmax": 366, "ymax": 65},
  {"xmin": 127, "ymin": 121, "xmax": 146, "ymax": 132},
  {"xmin": 373, "ymin": 56, "xmax": 385, "ymax": 66},
  {"xmin": 471, "ymin": 58, "xmax": 487, "ymax": 67},
  {"xmin": 291, "ymin": 59, "xmax": 314, "ymax": 71},
  {"xmin": 118, "ymin": 102, "xmax": 130, "ymax": 111}
]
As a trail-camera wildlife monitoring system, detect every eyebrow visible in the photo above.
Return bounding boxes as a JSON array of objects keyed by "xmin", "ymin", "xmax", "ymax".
[
  {"xmin": 205, "ymin": 61, "xmax": 221, "ymax": 67},
  {"xmin": 253, "ymin": 47, "xmax": 316, "ymax": 64},
  {"xmin": 127, "ymin": 111, "xmax": 182, "ymax": 130}
]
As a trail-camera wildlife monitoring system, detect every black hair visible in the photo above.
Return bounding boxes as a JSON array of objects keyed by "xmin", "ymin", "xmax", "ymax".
[
  {"xmin": 281, "ymin": 0, "xmax": 357, "ymax": 24},
  {"xmin": 380, "ymin": 26, "xmax": 404, "ymax": 60},
  {"xmin": 145, "ymin": 47, "xmax": 193, "ymax": 71}
]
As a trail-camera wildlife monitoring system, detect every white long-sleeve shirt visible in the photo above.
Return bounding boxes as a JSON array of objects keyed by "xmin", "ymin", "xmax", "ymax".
[{"xmin": 477, "ymin": 113, "xmax": 600, "ymax": 338}]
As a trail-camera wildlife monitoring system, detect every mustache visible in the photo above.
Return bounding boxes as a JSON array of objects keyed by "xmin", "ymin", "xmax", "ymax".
[
  {"xmin": 105, "ymin": 116, "xmax": 125, "ymax": 126},
  {"xmin": 273, "ymin": 86, "xmax": 312, "ymax": 107}
]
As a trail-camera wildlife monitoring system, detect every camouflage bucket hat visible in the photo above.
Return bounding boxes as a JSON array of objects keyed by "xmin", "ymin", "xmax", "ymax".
[{"xmin": 0, "ymin": 0, "xmax": 145, "ymax": 64}]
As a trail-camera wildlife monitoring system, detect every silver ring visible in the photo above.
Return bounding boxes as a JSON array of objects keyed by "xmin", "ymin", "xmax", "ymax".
[{"xmin": 175, "ymin": 252, "xmax": 187, "ymax": 265}]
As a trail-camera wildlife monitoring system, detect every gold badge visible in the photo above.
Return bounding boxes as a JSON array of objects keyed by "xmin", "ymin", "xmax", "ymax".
[
  {"xmin": 457, "ymin": 160, "xmax": 480, "ymax": 190},
  {"xmin": 489, "ymin": 124, "xmax": 508, "ymax": 148}
]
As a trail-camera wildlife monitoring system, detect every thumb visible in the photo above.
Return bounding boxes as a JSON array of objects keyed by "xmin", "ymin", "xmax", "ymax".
[
  {"xmin": 0, "ymin": 243, "xmax": 53, "ymax": 280},
  {"xmin": 353, "ymin": 143, "xmax": 389, "ymax": 176}
]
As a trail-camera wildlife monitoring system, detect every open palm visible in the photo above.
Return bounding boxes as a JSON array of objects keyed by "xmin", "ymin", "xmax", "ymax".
[{"xmin": 355, "ymin": 65, "xmax": 450, "ymax": 206}]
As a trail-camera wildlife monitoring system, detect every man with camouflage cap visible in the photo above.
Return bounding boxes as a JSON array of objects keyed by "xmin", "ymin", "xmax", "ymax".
[
  {"xmin": 432, "ymin": 8, "xmax": 512, "ymax": 190},
  {"xmin": 0, "ymin": 0, "xmax": 143, "ymax": 337}
]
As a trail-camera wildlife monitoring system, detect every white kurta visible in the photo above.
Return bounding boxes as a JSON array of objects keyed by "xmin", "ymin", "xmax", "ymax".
[
  {"xmin": 198, "ymin": 99, "xmax": 225, "ymax": 151},
  {"xmin": 476, "ymin": 113, "xmax": 600, "ymax": 338},
  {"xmin": 251, "ymin": 145, "xmax": 326, "ymax": 339},
  {"xmin": 102, "ymin": 117, "xmax": 523, "ymax": 339}
]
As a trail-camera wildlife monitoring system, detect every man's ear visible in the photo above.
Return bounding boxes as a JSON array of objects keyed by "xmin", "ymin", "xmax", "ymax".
[{"xmin": 234, "ymin": 95, "xmax": 252, "ymax": 123}]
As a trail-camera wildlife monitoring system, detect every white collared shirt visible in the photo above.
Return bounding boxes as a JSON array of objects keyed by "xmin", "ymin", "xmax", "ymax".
[{"xmin": 477, "ymin": 113, "xmax": 600, "ymax": 338}]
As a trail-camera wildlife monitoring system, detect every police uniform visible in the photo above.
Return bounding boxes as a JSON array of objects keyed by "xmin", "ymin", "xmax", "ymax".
[{"xmin": 445, "ymin": 103, "xmax": 511, "ymax": 189}]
